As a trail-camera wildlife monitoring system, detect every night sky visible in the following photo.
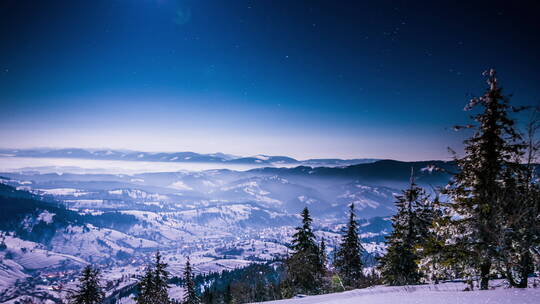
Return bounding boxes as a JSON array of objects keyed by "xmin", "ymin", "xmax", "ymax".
[{"xmin": 1, "ymin": 1, "xmax": 539, "ymax": 160}]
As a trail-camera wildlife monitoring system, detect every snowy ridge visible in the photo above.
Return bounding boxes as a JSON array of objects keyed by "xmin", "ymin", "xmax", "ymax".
[{"xmin": 0, "ymin": 148, "xmax": 379, "ymax": 167}]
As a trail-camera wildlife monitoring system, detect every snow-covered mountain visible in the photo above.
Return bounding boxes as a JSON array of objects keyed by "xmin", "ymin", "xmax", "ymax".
[
  {"xmin": 0, "ymin": 179, "xmax": 393, "ymax": 303},
  {"xmin": 0, "ymin": 148, "xmax": 378, "ymax": 167},
  {"xmin": 0, "ymin": 159, "xmax": 454, "ymax": 218},
  {"xmin": 0, "ymin": 159, "xmax": 454, "ymax": 303}
]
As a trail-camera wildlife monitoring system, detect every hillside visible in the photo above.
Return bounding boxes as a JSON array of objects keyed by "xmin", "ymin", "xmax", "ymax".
[{"xmin": 0, "ymin": 181, "xmax": 392, "ymax": 303}]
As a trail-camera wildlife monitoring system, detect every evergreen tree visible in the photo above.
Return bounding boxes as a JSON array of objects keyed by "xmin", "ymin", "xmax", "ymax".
[
  {"xmin": 334, "ymin": 203, "xmax": 365, "ymax": 288},
  {"xmin": 378, "ymin": 170, "xmax": 432, "ymax": 285},
  {"xmin": 497, "ymin": 110, "xmax": 540, "ymax": 288},
  {"xmin": 283, "ymin": 207, "xmax": 324, "ymax": 295},
  {"xmin": 319, "ymin": 238, "xmax": 327, "ymax": 271},
  {"xmin": 443, "ymin": 69, "xmax": 524, "ymax": 290},
  {"xmin": 318, "ymin": 238, "xmax": 332, "ymax": 292},
  {"xmin": 416, "ymin": 194, "xmax": 454, "ymax": 284},
  {"xmin": 290, "ymin": 207, "xmax": 319, "ymax": 255},
  {"xmin": 69, "ymin": 265, "xmax": 104, "ymax": 304},
  {"xmin": 135, "ymin": 251, "xmax": 171, "ymax": 304},
  {"xmin": 153, "ymin": 251, "xmax": 171, "ymax": 304},
  {"xmin": 135, "ymin": 266, "xmax": 155, "ymax": 304},
  {"xmin": 182, "ymin": 257, "xmax": 199, "ymax": 304}
]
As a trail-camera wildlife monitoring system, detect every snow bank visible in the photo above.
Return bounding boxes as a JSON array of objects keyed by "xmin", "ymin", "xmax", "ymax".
[{"xmin": 258, "ymin": 283, "xmax": 540, "ymax": 304}]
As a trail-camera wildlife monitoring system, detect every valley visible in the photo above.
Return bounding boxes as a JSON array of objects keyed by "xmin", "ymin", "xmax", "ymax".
[{"xmin": 0, "ymin": 156, "xmax": 451, "ymax": 303}]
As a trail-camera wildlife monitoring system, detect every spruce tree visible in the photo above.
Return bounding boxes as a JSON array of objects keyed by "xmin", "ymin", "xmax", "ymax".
[
  {"xmin": 284, "ymin": 207, "xmax": 324, "ymax": 295},
  {"xmin": 443, "ymin": 69, "xmax": 524, "ymax": 290},
  {"xmin": 69, "ymin": 265, "xmax": 104, "ymax": 304},
  {"xmin": 153, "ymin": 251, "xmax": 171, "ymax": 304},
  {"xmin": 182, "ymin": 257, "xmax": 199, "ymax": 304},
  {"xmin": 135, "ymin": 251, "xmax": 171, "ymax": 304},
  {"xmin": 290, "ymin": 207, "xmax": 319, "ymax": 255},
  {"xmin": 334, "ymin": 203, "xmax": 365, "ymax": 288},
  {"xmin": 378, "ymin": 170, "xmax": 432, "ymax": 285},
  {"xmin": 497, "ymin": 111, "xmax": 540, "ymax": 288},
  {"xmin": 319, "ymin": 238, "xmax": 327, "ymax": 271},
  {"xmin": 416, "ymin": 194, "xmax": 452, "ymax": 284},
  {"xmin": 135, "ymin": 266, "xmax": 155, "ymax": 304}
]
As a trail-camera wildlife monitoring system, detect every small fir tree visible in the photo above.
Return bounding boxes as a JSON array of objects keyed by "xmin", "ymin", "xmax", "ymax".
[
  {"xmin": 135, "ymin": 266, "xmax": 156, "ymax": 304},
  {"xmin": 153, "ymin": 251, "xmax": 171, "ymax": 304},
  {"xmin": 69, "ymin": 265, "xmax": 104, "ymax": 304},
  {"xmin": 378, "ymin": 170, "xmax": 432, "ymax": 285},
  {"xmin": 334, "ymin": 203, "xmax": 365, "ymax": 288},
  {"xmin": 182, "ymin": 257, "xmax": 199, "ymax": 304},
  {"xmin": 319, "ymin": 238, "xmax": 327, "ymax": 271},
  {"xmin": 284, "ymin": 207, "xmax": 324, "ymax": 295}
]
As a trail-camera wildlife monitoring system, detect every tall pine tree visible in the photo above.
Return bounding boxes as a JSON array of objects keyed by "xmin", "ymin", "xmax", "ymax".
[
  {"xmin": 68, "ymin": 265, "xmax": 104, "ymax": 304},
  {"xmin": 283, "ymin": 207, "xmax": 324, "ymax": 295},
  {"xmin": 135, "ymin": 266, "xmax": 156, "ymax": 304},
  {"xmin": 182, "ymin": 257, "xmax": 199, "ymax": 304},
  {"xmin": 378, "ymin": 170, "xmax": 432, "ymax": 285},
  {"xmin": 334, "ymin": 203, "xmax": 365, "ymax": 288},
  {"xmin": 443, "ymin": 69, "xmax": 524, "ymax": 290},
  {"xmin": 153, "ymin": 251, "xmax": 171, "ymax": 304},
  {"xmin": 135, "ymin": 251, "xmax": 171, "ymax": 304}
]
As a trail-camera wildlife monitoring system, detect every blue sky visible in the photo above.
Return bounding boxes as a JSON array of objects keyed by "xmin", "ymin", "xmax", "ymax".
[{"xmin": 1, "ymin": 1, "xmax": 539, "ymax": 160}]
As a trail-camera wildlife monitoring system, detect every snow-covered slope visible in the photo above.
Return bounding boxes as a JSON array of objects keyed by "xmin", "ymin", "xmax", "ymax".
[
  {"xmin": 0, "ymin": 162, "xmax": 413, "ymax": 302},
  {"xmin": 258, "ymin": 282, "xmax": 540, "ymax": 304}
]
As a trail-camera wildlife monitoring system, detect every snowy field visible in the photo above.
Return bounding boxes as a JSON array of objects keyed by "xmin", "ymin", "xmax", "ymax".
[{"xmin": 258, "ymin": 282, "xmax": 540, "ymax": 304}]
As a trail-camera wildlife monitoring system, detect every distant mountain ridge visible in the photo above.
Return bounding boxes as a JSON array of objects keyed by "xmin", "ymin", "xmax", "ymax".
[
  {"xmin": 0, "ymin": 148, "xmax": 379, "ymax": 166},
  {"xmin": 1, "ymin": 159, "xmax": 455, "ymax": 221},
  {"xmin": 249, "ymin": 159, "xmax": 456, "ymax": 186}
]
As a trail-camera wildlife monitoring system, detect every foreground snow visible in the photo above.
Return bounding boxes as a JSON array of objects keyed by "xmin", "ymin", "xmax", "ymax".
[{"xmin": 259, "ymin": 282, "xmax": 540, "ymax": 304}]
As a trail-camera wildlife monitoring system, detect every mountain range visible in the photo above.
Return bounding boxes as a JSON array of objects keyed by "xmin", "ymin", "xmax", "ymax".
[
  {"xmin": 0, "ymin": 157, "xmax": 456, "ymax": 303},
  {"xmin": 0, "ymin": 148, "xmax": 379, "ymax": 167}
]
